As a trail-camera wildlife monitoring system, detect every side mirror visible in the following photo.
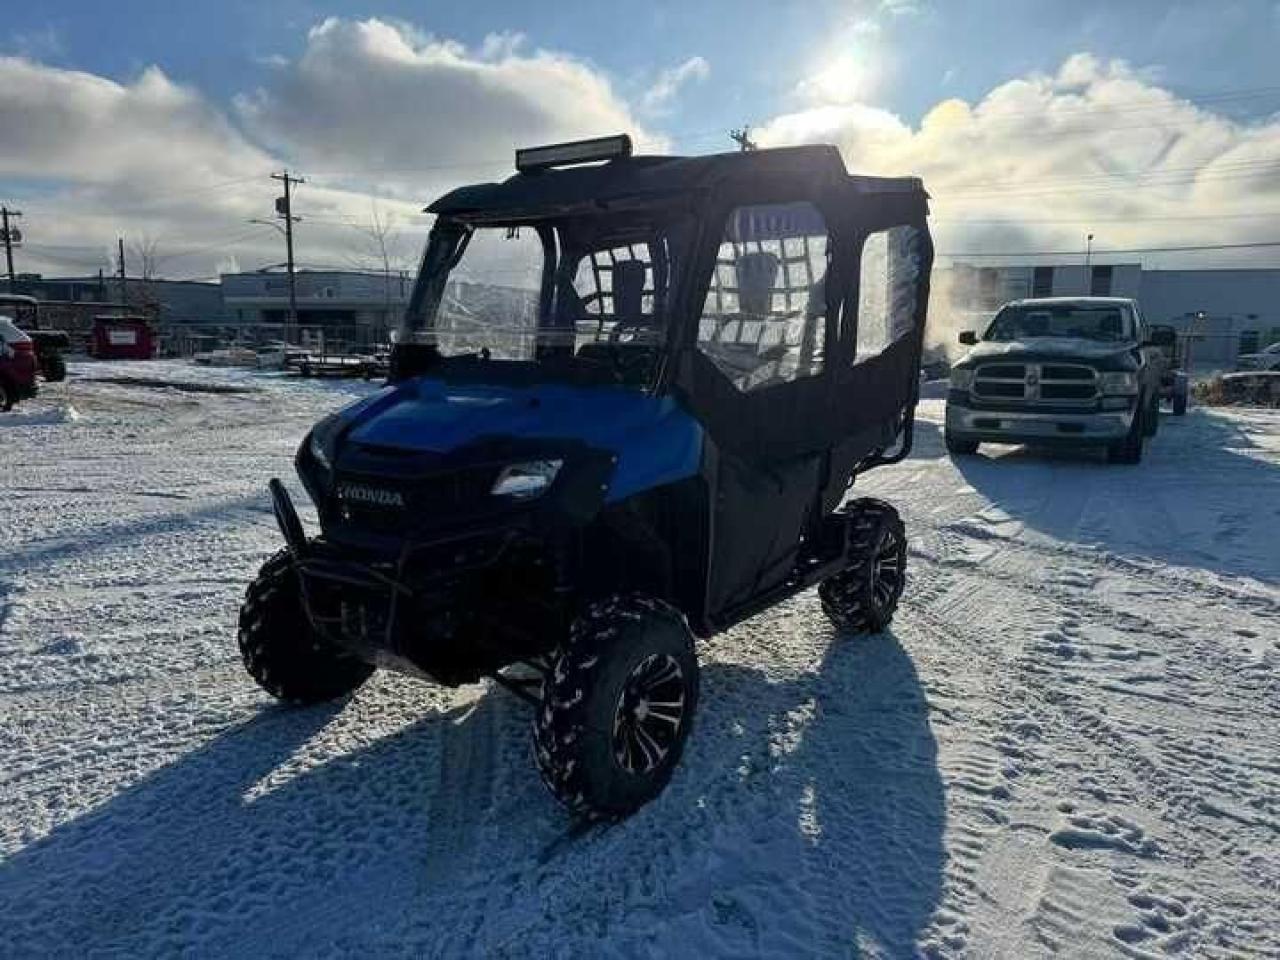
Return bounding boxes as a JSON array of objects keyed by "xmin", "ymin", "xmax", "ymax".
[
  {"xmin": 1146, "ymin": 327, "xmax": 1176, "ymax": 348},
  {"xmin": 958, "ymin": 330, "xmax": 978, "ymax": 346}
]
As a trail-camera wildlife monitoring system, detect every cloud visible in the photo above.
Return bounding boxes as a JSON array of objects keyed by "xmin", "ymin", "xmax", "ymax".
[
  {"xmin": 641, "ymin": 56, "xmax": 710, "ymax": 114},
  {"xmin": 0, "ymin": 18, "xmax": 663, "ymax": 280},
  {"xmin": 236, "ymin": 18, "xmax": 660, "ymax": 187},
  {"xmin": 756, "ymin": 54, "xmax": 1280, "ymax": 265}
]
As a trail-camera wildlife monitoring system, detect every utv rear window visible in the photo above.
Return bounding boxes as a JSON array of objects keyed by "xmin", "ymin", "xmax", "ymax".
[
  {"xmin": 854, "ymin": 225, "xmax": 924, "ymax": 364},
  {"xmin": 697, "ymin": 202, "xmax": 830, "ymax": 392}
]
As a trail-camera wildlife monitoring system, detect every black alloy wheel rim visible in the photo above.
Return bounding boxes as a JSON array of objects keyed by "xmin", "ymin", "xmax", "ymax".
[
  {"xmin": 871, "ymin": 525, "xmax": 903, "ymax": 613},
  {"xmin": 612, "ymin": 653, "xmax": 686, "ymax": 775}
]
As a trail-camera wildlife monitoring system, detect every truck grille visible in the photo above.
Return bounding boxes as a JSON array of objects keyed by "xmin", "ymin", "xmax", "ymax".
[{"xmin": 973, "ymin": 362, "xmax": 1098, "ymax": 406}]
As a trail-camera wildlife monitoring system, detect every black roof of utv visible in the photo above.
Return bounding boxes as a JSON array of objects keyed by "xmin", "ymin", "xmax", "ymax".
[{"xmin": 428, "ymin": 145, "xmax": 927, "ymax": 223}]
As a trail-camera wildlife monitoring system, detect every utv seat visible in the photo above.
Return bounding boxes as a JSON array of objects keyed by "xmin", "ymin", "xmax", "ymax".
[{"xmin": 576, "ymin": 260, "xmax": 658, "ymax": 380}]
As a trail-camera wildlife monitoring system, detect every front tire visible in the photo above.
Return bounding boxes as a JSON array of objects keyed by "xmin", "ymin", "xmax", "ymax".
[
  {"xmin": 534, "ymin": 595, "xmax": 699, "ymax": 819},
  {"xmin": 819, "ymin": 499, "xmax": 907, "ymax": 635},
  {"xmin": 945, "ymin": 430, "xmax": 979, "ymax": 456},
  {"xmin": 238, "ymin": 549, "xmax": 375, "ymax": 704},
  {"xmin": 1107, "ymin": 398, "xmax": 1147, "ymax": 464},
  {"xmin": 41, "ymin": 353, "xmax": 67, "ymax": 382}
]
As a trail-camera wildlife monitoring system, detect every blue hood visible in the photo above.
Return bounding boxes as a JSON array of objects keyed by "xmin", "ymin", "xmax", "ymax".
[{"xmin": 337, "ymin": 377, "xmax": 703, "ymax": 503}]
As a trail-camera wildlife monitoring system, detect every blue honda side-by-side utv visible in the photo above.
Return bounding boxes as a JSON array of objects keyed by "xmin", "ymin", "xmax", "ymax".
[{"xmin": 242, "ymin": 135, "xmax": 933, "ymax": 817}]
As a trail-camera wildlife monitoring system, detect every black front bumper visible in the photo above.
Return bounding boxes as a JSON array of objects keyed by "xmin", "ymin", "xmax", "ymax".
[{"xmin": 269, "ymin": 480, "xmax": 563, "ymax": 686}]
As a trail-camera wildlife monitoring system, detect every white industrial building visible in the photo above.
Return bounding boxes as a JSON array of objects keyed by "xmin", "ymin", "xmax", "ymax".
[
  {"xmin": 220, "ymin": 268, "xmax": 409, "ymax": 329},
  {"xmin": 945, "ymin": 262, "xmax": 1280, "ymax": 369}
]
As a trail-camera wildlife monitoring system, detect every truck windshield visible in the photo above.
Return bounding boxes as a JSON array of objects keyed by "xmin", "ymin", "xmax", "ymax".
[
  {"xmin": 984, "ymin": 304, "xmax": 1132, "ymax": 343},
  {"xmin": 400, "ymin": 218, "xmax": 680, "ymax": 389}
]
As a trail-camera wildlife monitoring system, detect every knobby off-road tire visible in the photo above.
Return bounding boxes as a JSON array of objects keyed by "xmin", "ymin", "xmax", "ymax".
[
  {"xmin": 238, "ymin": 549, "xmax": 374, "ymax": 704},
  {"xmin": 1107, "ymin": 397, "xmax": 1147, "ymax": 464},
  {"xmin": 534, "ymin": 595, "xmax": 700, "ymax": 819},
  {"xmin": 819, "ymin": 498, "xmax": 908, "ymax": 635}
]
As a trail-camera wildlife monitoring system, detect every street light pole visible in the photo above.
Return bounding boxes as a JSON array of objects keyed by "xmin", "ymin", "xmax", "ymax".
[{"xmin": 1085, "ymin": 233, "xmax": 1094, "ymax": 269}]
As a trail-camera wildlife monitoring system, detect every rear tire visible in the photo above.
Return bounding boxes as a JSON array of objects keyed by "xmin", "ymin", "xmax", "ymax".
[
  {"xmin": 1143, "ymin": 392, "xmax": 1160, "ymax": 437},
  {"xmin": 0, "ymin": 381, "xmax": 11, "ymax": 412},
  {"xmin": 819, "ymin": 499, "xmax": 907, "ymax": 635},
  {"xmin": 1172, "ymin": 389, "xmax": 1188, "ymax": 416},
  {"xmin": 945, "ymin": 431, "xmax": 979, "ymax": 456},
  {"xmin": 238, "ymin": 549, "xmax": 374, "ymax": 704},
  {"xmin": 534, "ymin": 595, "xmax": 699, "ymax": 819}
]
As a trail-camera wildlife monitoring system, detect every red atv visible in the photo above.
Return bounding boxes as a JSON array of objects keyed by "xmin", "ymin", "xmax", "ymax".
[{"xmin": 0, "ymin": 314, "xmax": 39, "ymax": 411}]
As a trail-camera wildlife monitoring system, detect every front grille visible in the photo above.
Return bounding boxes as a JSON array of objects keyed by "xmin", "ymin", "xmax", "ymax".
[
  {"xmin": 973, "ymin": 361, "xmax": 1098, "ymax": 407},
  {"xmin": 332, "ymin": 466, "xmax": 500, "ymax": 534}
]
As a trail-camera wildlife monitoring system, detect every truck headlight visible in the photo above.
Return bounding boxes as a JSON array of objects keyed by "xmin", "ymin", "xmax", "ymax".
[
  {"xmin": 950, "ymin": 368, "xmax": 974, "ymax": 390},
  {"xmin": 491, "ymin": 459, "xmax": 563, "ymax": 500},
  {"xmin": 1099, "ymin": 372, "xmax": 1139, "ymax": 395}
]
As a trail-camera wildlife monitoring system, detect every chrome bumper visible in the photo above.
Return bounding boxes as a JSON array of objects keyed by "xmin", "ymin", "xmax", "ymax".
[{"xmin": 945, "ymin": 403, "xmax": 1134, "ymax": 442}]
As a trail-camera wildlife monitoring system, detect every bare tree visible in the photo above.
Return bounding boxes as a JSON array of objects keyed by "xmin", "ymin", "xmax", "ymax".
[
  {"xmin": 343, "ymin": 203, "xmax": 414, "ymax": 329},
  {"xmin": 128, "ymin": 234, "xmax": 163, "ymax": 315}
]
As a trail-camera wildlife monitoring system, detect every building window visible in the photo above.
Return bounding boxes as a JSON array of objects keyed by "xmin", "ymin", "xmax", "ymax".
[
  {"xmin": 978, "ymin": 268, "xmax": 999, "ymax": 309},
  {"xmin": 1090, "ymin": 265, "xmax": 1113, "ymax": 296},
  {"xmin": 1032, "ymin": 266, "xmax": 1053, "ymax": 298}
]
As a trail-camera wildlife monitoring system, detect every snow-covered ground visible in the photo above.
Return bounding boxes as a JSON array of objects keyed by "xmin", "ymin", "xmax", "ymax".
[{"xmin": 1, "ymin": 362, "xmax": 1277, "ymax": 959}]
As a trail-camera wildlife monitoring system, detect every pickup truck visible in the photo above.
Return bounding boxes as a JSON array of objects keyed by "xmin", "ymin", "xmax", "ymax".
[
  {"xmin": 945, "ymin": 296, "xmax": 1172, "ymax": 464},
  {"xmin": 0, "ymin": 294, "xmax": 69, "ymax": 381}
]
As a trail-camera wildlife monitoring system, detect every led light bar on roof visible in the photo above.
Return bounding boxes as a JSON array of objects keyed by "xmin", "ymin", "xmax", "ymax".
[{"xmin": 516, "ymin": 134, "xmax": 633, "ymax": 172}]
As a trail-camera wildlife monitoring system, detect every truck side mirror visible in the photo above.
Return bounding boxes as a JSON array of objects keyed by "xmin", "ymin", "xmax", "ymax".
[
  {"xmin": 958, "ymin": 330, "xmax": 978, "ymax": 346},
  {"xmin": 1146, "ymin": 327, "xmax": 1176, "ymax": 348}
]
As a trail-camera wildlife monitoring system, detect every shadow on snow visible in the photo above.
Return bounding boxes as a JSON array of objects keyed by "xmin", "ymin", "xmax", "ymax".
[{"xmin": 0, "ymin": 628, "xmax": 944, "ymax": 957}]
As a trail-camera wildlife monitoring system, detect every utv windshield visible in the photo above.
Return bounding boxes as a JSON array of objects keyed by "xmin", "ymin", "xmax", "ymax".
[
  {"xmin": 984, "ymin": 304, "xmax": 1133, "ymax": 343},
  {"xmin": 400, "ymin": 216, "xmax": 685, "ymax": 389}
]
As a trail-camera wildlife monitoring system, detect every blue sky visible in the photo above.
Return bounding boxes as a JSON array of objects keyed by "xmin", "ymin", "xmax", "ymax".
[{"xmin": 3, "ymin": 1, "xmax": 1279, "ymax": 278}]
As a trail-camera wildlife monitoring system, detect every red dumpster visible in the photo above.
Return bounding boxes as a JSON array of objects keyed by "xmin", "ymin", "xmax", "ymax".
[{"xmin": 90, "ymin": 315, "xmax": 155, "ymax": 360}]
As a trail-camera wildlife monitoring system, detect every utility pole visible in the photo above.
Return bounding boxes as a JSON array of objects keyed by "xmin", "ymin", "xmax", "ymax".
[
  {"xmin": 118, "ymin": 237, "xmax": 127, "ymax": 307},
  {"xmin": 1, "ymin": 207, "xmax": 22, "ymax": 290},
  {"xmin": 1084, "ymin": 233, "xmax": 1094, "ymax": 269},
  {"xmin": 271, "ymin": 170, "xmax": 305, "ymax": 337},
  {"xmin": 729, "ymin": 126, "xmax": 758, "ymax": 152}
]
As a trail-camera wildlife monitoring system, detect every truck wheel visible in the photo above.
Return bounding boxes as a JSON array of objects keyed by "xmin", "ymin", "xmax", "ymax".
[
  {"xmin": 238, "ymin": 549, "xmax": 374, "ymax": 704},
  {"xmin": 945, "ymin": 431, "xmax": 979, "ymax": 456},
  {"xmin": 1107, "ymin": 400, "xmax": 1146, "ymax": 464},
  {"xmin": 534, "ymin": 594, "xmax": 699, "ymax": 819},
  {"xmin": 1143, "ymin": 393, "xmax": 1160, "ymax": 437},
  {"xmin": 41, "ymin": 353, "xmax": 67, "ymax": 383},
  {"xmin": 819, "ymin": 499, "xmax": 907, "ymax": 635},
  {"xmin": 0, "ymin": 381, "xmax": 11, "ymax": 412},
  {"xmin": 1172, "ymin": 389, "xmax": 1188, "ymax": 416}
]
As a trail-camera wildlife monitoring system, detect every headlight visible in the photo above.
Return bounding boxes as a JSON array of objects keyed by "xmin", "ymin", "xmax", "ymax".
[
  {"xmin": 491, "ymin": 459, "xmax": 563, "ymax": 500},
  {"xmin": 1099, "ymin": 371, "xmax": 1139, "ymax": 395},
  {"xmin": 950, "ymin": 368, "xmax": 974, "ymax": 390},
  {"xmin": 307, "ymin": 412, "xmax": 345, "ymax": 470}
]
